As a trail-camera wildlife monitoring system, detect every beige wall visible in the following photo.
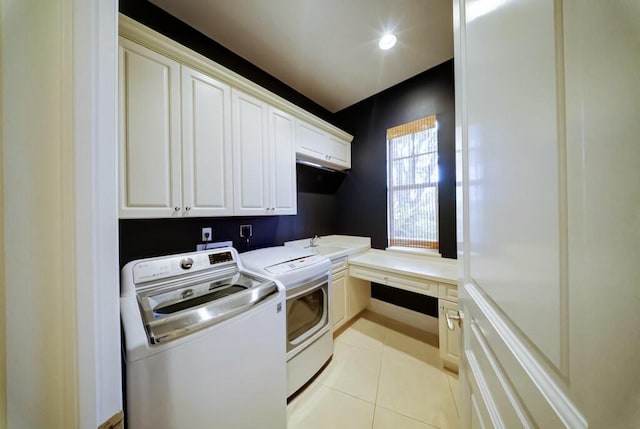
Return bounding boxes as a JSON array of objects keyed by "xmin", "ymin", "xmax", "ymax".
[
  {"xmin": 2, "ymin": 1, "xmax": 78, "ymax": 427},
  {"xmin": 1, "ymin": 1, "xmax": 121, "ymax": 427},
  {"xmin": 0, "ymin": 0, "xmax": 6, "ymax": 427}
]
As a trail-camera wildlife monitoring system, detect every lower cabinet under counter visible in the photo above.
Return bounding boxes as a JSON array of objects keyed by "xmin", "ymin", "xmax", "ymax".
[
  {"xmin": 331, "ymin": 268, "xmax": 370, "ymax": 332},
  {"xmin": 438, "ymin": 298, "xmax": 461, "ymax": 371},
  {"xmin": 331, "ymin": 270, "xmax": 348, "ymax": 329}
]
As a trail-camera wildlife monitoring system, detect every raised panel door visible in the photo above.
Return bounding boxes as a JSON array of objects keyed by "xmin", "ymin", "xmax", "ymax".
[
  {"xmin": 118, "ymin": 39, "xmax": 181, "ymax": 218},
  {"xmin": 331, "ymin": 271, "xmax": 347, "ymax": 329},
  {"xmin": 328, "ymin": 136, "xmax": 350, "ymax": 168},
  {"xmin": 296, "ymin": 121, "xmax": 328, "ymax": 159},
  {"xmin": 269, "ymin": 107, "xmax": 297, "ymax": 215},
  {"xmin": 438, "ymin": 299, "xmax": 460, "ymax": 370},
  {"xmin": 465, "ymin": 0, "xmax": 562, "ymax": 367},
  {"xmin": 455, "ymin": 0, "xmax": 590, "ymax": 427},
  {"xmin": 181, "ymin": 66, "xmax": 233, "ymax": 217},
  {"xmin": 232, "ymin": 89, "xmax": 269, "ymax": 215}
]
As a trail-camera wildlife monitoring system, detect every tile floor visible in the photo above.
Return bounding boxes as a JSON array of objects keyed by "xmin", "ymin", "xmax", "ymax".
[{"xmin": 287, "ymin": 311, "xmax": 460, "ymax": 429}]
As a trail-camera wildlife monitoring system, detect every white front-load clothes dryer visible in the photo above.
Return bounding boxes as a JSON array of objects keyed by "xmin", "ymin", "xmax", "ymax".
[{"xmin": 241, "ymin": 246, "xmax": 333, "ymax": 397}]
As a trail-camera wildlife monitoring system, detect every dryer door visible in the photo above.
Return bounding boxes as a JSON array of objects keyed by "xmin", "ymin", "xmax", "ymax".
[{"xmin": 285, "ymin": 275, "xmax": 329, "ymax": 353}]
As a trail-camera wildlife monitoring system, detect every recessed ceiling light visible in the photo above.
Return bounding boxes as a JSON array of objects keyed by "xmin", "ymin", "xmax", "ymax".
[{"xmin": 378, "ymin": 33, "xmax": 397, "ymax": 50}]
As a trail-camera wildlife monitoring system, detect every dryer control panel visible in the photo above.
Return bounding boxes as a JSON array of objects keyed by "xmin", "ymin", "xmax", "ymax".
[{"xmin": 265, "ymin": 254, "xmax": 326, "ymax": 275}]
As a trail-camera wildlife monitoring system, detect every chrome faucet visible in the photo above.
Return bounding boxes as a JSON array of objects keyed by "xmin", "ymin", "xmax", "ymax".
[{"xmin": 309, "ymin": 235, "xmax": 321, "ymax": 247}]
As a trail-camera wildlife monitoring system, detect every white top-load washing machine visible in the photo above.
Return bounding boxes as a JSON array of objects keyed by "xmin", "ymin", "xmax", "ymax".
[
  {"xmin": 240, "ymin": 246, "xmax": 332, "ymax": 397},
  {"xmin": 120, "ymin": 247, "xmax": 287, "ymax": 429}
]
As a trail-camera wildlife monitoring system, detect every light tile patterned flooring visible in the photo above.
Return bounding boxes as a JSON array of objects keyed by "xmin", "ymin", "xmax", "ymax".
[{"xmin": 287, "ymin": 311, "xmax": 460, "ymax": 429}]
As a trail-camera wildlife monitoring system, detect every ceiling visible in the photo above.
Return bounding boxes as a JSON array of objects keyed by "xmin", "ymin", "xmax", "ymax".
[{"xmin": 149, "ymin": 0, "xmax": 453, "ymax": 113}]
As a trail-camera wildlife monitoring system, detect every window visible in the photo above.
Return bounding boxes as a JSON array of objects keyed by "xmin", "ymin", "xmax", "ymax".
[{"xmin": 387, "ymin": 115, "xmax": 439, "ymax": 250}]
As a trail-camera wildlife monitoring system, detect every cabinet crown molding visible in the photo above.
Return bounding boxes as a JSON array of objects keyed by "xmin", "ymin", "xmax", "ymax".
[{"xmin": 119, "ymin": 14, "xmax": 353, "ymax": 144}]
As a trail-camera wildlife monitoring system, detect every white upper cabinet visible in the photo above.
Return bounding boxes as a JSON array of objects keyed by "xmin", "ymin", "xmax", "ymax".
[
  {"xmin": 328, "ymin": 135, "xmax": 351, "ymax": 167},
  {"xmin": 118, "ymin": 16, "xmax": 353, "ymax": 218},
  {"xmin": 119, "ymin": 38, "xmax": 233, "ymax": 218},
  {"xmin": 269, "ymin": 107, "xmax": 297, "ymax": 215},
  {"xmin": 296, "ymin": 121, "xmax": 329, "ymax": 159},
  {"xmin": 296, "ymin": 121, "xmax": 351, "ymax": 170},
  {"xmin": 232, "ymin": 89, "xmax": 297, "ymax": 216},
  {"xmin": 181, "ymin": 66, "xmax": 233, "ymax": 217},
  {"xmin": 119, "ymin": 38, "xmax": 182, "ymax": 218},
  {"xmin": 232, "ymin": 90, "xmax": 270, "ymax": 215}
]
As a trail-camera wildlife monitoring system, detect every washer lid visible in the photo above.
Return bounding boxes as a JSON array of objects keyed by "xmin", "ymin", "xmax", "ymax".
[{"xmin": 138, "ymin": 271, "xmax": 278, "ymax": 345}]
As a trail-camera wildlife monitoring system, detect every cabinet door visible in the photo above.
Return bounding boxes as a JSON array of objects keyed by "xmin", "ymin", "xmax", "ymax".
[
  {"xmin": 269, "ymin": 107, "xmax": 297, "ymax": 215},
  {"xmin": 438, "ymin": 299, "xmax": 460, "ymax": 370},
  {"xmin": 232, "ymin": 89, "xmax": 270, "ymax": 215},
  {"xmin": 328, "ymin": 135, "xmax": 351, "ymax": 169},
  {"xmin": 331, "ymin": 271, "xmax": 347, "ymax": 329},
  {"xmin": 181, "ymin": 66, "xmax": 233, "ymax": 217},
  {"xmin": 119, "ymin": 39, "xmax": 181, "ymax": 218},
  {"xmin": 296, "ymin": 121, "xmax": 328, "ymax": 159}
]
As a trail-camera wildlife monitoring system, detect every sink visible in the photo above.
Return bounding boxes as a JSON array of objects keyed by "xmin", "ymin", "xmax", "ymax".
[{"xmin": 307, "ymin": 245, "xmax": 348, "ymax": 257}]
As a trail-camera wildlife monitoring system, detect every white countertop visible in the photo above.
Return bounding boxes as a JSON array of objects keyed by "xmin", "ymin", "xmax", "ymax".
[
  {"xmin": 349, "ymin": 249, "xmax": 458, "ymax": 285},
  {"xmin": 285, "ymin": 236, "xmax": 458, "ymax": 285},
  {"xmin": 284, "ymin": 235, "xmax": 371, "ymax": 260}
]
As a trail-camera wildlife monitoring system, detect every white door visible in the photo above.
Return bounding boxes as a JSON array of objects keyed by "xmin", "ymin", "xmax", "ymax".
[
  {"xmin": 181, "ymin": 66, "xmax": 233, "ymax": 217},
  {"xmin": 232, "ymin": 89, "xmax": 270, "ymax": 215},
  {"xmin": 455, "ymin": 1, "xmax": 640, "ymax": 428},
  {"xmin": 269, "ymin": 107, "xmax": 297, "ymax": 215},
  {"xmin": 119, "ymin": 38, "xmax": 182, "ymax": 218}
]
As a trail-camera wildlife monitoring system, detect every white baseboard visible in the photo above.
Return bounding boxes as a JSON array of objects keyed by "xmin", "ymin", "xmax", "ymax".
[{"xmin": 367, "ymin": 298, "xmax": 439, "ymax": 336}]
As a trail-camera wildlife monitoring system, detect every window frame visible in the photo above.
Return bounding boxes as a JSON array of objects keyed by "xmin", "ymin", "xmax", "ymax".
[{"xmin": 386, "ymin": 115, "xmax": 439, "ymax": 251}]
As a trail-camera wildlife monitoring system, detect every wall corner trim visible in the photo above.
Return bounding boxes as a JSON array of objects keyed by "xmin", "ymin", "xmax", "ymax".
[{"xmin": 97, "ymin": 411, "xmax": 124, "ymax": 429}]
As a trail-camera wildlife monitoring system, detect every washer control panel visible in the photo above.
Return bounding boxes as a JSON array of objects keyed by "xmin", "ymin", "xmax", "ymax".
[{"xmin": 133, "ymin": 249, "xmax": 236, "ymax": 284}]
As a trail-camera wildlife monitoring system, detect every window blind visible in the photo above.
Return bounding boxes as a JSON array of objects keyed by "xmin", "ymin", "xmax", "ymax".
[{"xmin": 387, "ymin": 115, "xmax": 439, "ymax": 250}]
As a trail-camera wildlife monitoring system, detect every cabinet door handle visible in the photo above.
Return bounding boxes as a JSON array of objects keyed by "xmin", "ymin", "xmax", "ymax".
[
  {"xmin": 174, "ymin": 206, "xmax": 180, "ymax": 212},
  {"xmin": 185, "ymin": 206, "xmax": 191, "ymax": 211},
  {"xmin": 445, "ymin": 310, "xmax": 463, "ymax": 331}
]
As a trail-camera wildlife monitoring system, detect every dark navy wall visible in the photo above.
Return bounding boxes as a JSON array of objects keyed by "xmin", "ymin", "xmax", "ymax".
[
  {"xmin": 119, "ymin": 0, "xmax": 336, "ymax": 124},
  {"xmin": 117, "ymin": 1, "xmax": 456, "ymax": 273},
  {"xmin": 118, "ymin": 1, "xmax": 343, "ymax": 267},
  {"xmin": 334, "ymin": 60, "xmax": 457, "ymax": 259},
  {"xmin": 119, "ymin": 164, "xmax": 343, "ymax": 267}
]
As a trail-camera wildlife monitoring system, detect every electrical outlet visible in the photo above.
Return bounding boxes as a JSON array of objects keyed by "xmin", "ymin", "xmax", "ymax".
[
  {"xmin": 240, "ymin": 224, "xmax": 252, "ymax": 238},
  {"xmin": 201, "ymin": 227, "xmax": 212, "ymax": 241}
]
